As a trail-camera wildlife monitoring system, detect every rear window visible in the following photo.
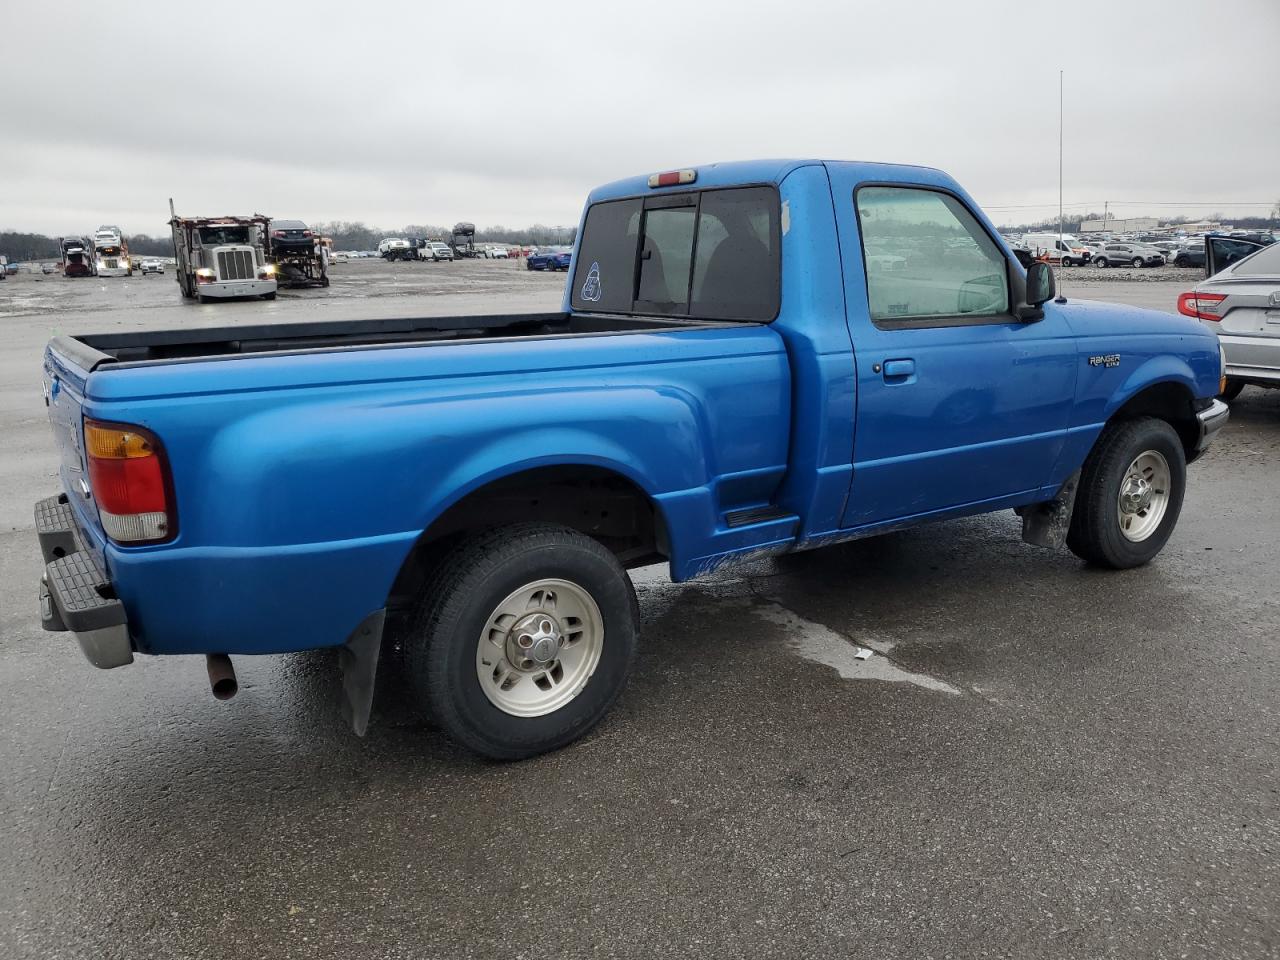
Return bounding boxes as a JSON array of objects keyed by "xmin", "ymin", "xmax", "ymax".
[
  {"xmin": 1233, "ymin": 242, "xmax": 1280, "ymax": 277},
  {"xmin": 570, "ymin": 186, "xmax": 779, "ymax": 321}
]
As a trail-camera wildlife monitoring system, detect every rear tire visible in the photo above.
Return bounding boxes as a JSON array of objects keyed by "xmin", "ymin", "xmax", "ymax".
[
  {"xmin": 1067, "ymin": 417, "xmax": 1186, "ymax": 569},
  {"xmin": 404, "ymin": 523, "xmax": 638, "ymax": 760}
]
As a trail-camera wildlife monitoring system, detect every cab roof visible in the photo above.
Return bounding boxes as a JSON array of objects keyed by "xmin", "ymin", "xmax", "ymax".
[{"xmin": 586, "ymin": 159, "xmax": 961, "ymax": 204}]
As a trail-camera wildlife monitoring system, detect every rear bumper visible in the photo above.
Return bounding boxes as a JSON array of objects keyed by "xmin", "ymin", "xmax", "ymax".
[
  {"xmin": 35, "ymin": 494, "xmax": 133, "ymax": 669},
  {"xmin": 198, "ymin": 279, "xmax": 276, "ymax": 298},
  {"xmin": 1220, "ymin": 336, "xmax": 1280, "ymax": 384},
  {"xmin": 1194, "ymin": 398, "xmax": 1230, "ymax": 456}
]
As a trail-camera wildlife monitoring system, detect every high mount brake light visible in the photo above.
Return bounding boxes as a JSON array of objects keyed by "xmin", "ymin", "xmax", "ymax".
[
  {"xmin": 84, "ymin": 420, "xmax": 176, "ymax": 544},
  {"xmin": 648, "ymin": 169, "xmax": 697, "ymax": 188},
  {"xmin": 1177, "ymin": 291, "xmax": 1227, "ymax": 321}
]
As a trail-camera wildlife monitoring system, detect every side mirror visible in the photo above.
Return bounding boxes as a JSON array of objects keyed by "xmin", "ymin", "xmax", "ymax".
[{"xmin": 1026, "ymin": 261, "xmax": 1055, "ymax": 306}]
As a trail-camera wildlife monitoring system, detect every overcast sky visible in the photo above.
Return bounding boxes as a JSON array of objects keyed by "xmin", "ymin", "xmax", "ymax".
[{"xmin": 4, "ymin": 0, "xmax": 1277, "ymax": 235}]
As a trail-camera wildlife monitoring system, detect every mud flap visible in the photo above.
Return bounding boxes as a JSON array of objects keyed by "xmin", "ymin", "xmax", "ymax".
[
  {"xmin": 339, "ymin": 609, "xmax": 385, "ymax": 737},
  {"xmin": 1017, "ymin": 470, "xmax": 1081, "ymax": 550}
]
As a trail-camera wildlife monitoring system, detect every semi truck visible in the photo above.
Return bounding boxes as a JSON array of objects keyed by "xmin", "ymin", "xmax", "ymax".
[
  {"xmin": 169, "ymin": 202, "xmax": 277, "ymax": 303},
  {"xmin": 93, "ymin": 226, "xmax": 132, "ymax": 277},
  {"xmin": 450, "ymin": 222, "xmax": 477, "ymax": 258},
  {"xmin": 59, "ymin": 236, "xmax": 96, "ymax": 277},
  {"xmin": 37, "ymin": 159, "xmax": 1226, "ymax": 760}
]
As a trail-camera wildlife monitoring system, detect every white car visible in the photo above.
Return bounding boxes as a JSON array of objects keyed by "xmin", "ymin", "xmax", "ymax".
[
  {"xmin": 486, "ymin": 245, "xmax": 510, "ymax": 259},
  {"xmin": 139, "ymin": 258, "xmax": 164, "ymax": 275},
  {"xmin": 377, "ymin": 238, "xmax": 411, "ymax": 259},
  {"xmin": 429, "ymin": 242, "xmax": 455, "ymax": 261}
]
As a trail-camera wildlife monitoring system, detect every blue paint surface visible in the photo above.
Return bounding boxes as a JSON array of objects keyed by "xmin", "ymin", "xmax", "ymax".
[{"xmin": 43, "ymin": 159, "xmax": 1222, "ymax": 656}]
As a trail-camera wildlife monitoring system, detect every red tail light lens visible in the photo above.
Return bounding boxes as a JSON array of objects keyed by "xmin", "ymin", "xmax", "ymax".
[
  {"xmin": 1177, "ymin": 291, "xmax": 1227, "ymax": 321},
  {"xmin": 84, "ymin": 420, "xmax": 176, "ymax": 544}
]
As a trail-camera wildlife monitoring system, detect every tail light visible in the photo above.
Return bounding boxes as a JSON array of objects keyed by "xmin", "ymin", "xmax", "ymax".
[
  {"xmin": 271, "ymin": 230, "xmax": 284, "ymax": 239},
  {"xmin": 1177, "ymin": 291, "xmax": 1227, "ymax": 321},
  {"xmin": 84, "ymin": 420, "xmax": 176, "ymax": 544}
]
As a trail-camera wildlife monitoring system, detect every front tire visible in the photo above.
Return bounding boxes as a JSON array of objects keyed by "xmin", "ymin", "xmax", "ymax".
[
  {"xmin": 1131, "ymin": 257, "xmax": 1144, "ymax": 268},
  {"xmin": 404, "ymin": 523, "xmax": 639, "ymax": 760},
  {"xmin": 1094, "ymin": 256, "xmax": 1107, "ymax": 267},
  {"xmin": 1067, "ymin": 417, "xmax": 1186, "ymax": 569}
]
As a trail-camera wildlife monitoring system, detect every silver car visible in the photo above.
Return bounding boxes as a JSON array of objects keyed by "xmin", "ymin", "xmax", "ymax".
[
  {"xmin": 1093, "ymin": 242, "xmax": 1165, "ymax": 268},
  {"xmin": 1178, "ymin": 238, "xmax": 1280, "ymax": 400}
]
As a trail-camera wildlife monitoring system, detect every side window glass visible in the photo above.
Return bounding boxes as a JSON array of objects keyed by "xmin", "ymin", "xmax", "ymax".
[
  {"xmin": 637, "ymin": 206, "xmax": 696, "ymax": 312},
  {"xmin": 856, "ymin": 186, "xmax": 1009, "ymax": 325}
]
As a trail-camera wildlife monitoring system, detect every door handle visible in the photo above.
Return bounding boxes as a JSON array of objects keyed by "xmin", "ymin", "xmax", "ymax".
[{"xmin": 882, "ymin": 358, "xmax": 916, "ymax": 381}]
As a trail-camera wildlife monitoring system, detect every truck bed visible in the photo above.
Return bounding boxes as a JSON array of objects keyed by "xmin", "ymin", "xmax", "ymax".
[{"xmin": 55, "ymin": 311, "xmax": 726, "ymax": 370}]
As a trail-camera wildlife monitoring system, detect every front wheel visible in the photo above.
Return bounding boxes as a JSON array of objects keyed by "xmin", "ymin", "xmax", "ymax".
[
  {"xmin": 1131, "ymin": 257, "xmax": 1144, "ymax": 268},
  {"xmin": 1094, "ymin": 256, "xmax": 1107, "ymax": 267},
  {"xmin": 1067, "ymin": 417, "xmax": 1186, "ymax": 569},
  {"xmin": 261, "ymin": 291, "xmax": 276, "ymax": 300},
  {"xmin": 404, "ymin": 523, "xmax": 638, "ymax": 760}
]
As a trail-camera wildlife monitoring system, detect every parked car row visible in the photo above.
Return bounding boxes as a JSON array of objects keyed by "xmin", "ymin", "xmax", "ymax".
[{"xmin": 1004, "ymin": 230, "xmax": 1276, "ymax": 270}]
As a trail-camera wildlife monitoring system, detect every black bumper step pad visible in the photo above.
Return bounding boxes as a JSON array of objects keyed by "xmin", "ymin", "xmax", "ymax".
[
  {"xmin": 35, "ymin": 494, "xmax": 77, "ymax": 563},
  {"xmin": 44, "ymin": 551, "xmax": 126, "ymax": 633}
]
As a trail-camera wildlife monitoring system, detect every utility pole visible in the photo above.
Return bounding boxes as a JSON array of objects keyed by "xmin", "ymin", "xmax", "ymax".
[{"xmin": 1058, "ymin": 70, "xmax": 1064, "ymax": 255}]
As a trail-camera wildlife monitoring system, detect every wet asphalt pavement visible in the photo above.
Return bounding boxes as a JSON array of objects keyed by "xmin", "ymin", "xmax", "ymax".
[{"xmin": 1, "ymin": 261, "xmax": 1277, "ymax": 959}]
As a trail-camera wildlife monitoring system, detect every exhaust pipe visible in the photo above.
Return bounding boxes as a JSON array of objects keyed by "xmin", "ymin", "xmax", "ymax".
[{"xmin": 206, "ymin": 654, "xmax": 238, "ymax": 700}]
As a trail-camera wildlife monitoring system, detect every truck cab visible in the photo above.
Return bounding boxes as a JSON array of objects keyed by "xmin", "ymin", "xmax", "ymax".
[{"xmin": 169, "ymin": 209, "xmax": 277, "ymax": 303}]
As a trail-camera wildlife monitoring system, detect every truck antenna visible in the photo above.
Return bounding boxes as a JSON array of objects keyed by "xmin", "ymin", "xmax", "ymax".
[{"xmin": 1056, "ymin": 69, "xmax": 1068, "ymax": 303}]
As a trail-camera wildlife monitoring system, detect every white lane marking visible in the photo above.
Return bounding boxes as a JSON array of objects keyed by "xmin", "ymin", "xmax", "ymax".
[{"xmin": 752, "ymin": 602, "xmax": 960, "ymax": 695}]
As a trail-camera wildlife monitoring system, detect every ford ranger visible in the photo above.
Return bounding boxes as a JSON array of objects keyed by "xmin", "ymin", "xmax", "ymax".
[{"xmin": 36, "ymin": 160, "xmax": 1229, "ymax": 759}]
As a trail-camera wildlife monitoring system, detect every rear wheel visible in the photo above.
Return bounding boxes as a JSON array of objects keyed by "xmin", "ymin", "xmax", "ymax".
[
  {"xmin": 404, "ymin": 523, "xmax": 638, "ymax": 760},
  {"xmin": 1067, "ymin": 417, "xmax": 1186, "ymax": 569}
]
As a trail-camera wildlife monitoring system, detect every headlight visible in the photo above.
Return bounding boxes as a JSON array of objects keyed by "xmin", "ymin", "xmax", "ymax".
[
  {"xmin": 261, "ymin": 263, "xmax": 277, "ymax": 275},
  {"xmin": 195, "ymin": 268, "xmax": 215, "ymax": 277}
]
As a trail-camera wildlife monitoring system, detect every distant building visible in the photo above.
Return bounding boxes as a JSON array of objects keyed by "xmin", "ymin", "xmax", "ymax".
[{"xmin": 1079, "ymin": 217, "xmax": 1159, "ymax": 234}]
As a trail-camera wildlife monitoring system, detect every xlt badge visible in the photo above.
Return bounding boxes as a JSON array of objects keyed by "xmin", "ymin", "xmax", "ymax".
[{"xmin": 1088, "ymin": 354, "xmax": 1121, "ymax": 368}]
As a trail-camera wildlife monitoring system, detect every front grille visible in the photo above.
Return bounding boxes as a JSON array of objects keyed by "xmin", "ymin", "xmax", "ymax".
[{"xmin": 216, "ymin": 249, "xmax": 256, "ymax": 281}]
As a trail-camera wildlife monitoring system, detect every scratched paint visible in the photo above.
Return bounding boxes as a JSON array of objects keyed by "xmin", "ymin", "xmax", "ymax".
[{"xmin": 752, "ymin": 601, "xmax": 960, "ymax": 695}]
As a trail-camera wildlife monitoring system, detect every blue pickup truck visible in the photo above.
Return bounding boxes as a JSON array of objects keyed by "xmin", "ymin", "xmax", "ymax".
[{"xmin": 37, "ymin": 160, "xmax": 1228, "ymax": 759}]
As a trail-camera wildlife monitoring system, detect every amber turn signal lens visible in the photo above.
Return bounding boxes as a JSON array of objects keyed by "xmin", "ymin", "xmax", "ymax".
[{"xmin": 85, "ymin": 422, "xmax": 154, "ymax": 459}]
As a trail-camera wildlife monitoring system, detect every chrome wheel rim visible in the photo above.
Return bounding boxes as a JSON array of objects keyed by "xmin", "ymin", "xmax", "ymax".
[
  {"xmin": 475, "ymin": 578, "xmax": 603, "ymax": 717},
  {"xmin": 1117, "ymin": 449, "xmax": 1171, "ymax": 542}
]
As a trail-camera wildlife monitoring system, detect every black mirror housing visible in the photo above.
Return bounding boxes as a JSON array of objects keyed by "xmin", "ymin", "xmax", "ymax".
[{"xmin": 1026, "ymin": 261, "xmax": 1055, "ymax": 306}]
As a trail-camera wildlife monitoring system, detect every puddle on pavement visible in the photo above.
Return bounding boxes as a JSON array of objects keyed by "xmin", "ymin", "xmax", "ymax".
[{"xmin": 752, "ymin": 601, "xmax": 960, "ymax": 695}]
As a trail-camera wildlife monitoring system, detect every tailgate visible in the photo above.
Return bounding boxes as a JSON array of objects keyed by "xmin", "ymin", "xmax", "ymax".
[{"xmin": 42, "ymin": 343, "xmax": 109, "ymax": 563}]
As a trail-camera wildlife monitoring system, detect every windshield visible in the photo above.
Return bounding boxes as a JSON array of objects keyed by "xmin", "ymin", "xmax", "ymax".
[{"xmin": 199, "ymin": 226, "xmax": 250, "ymax": 245}]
